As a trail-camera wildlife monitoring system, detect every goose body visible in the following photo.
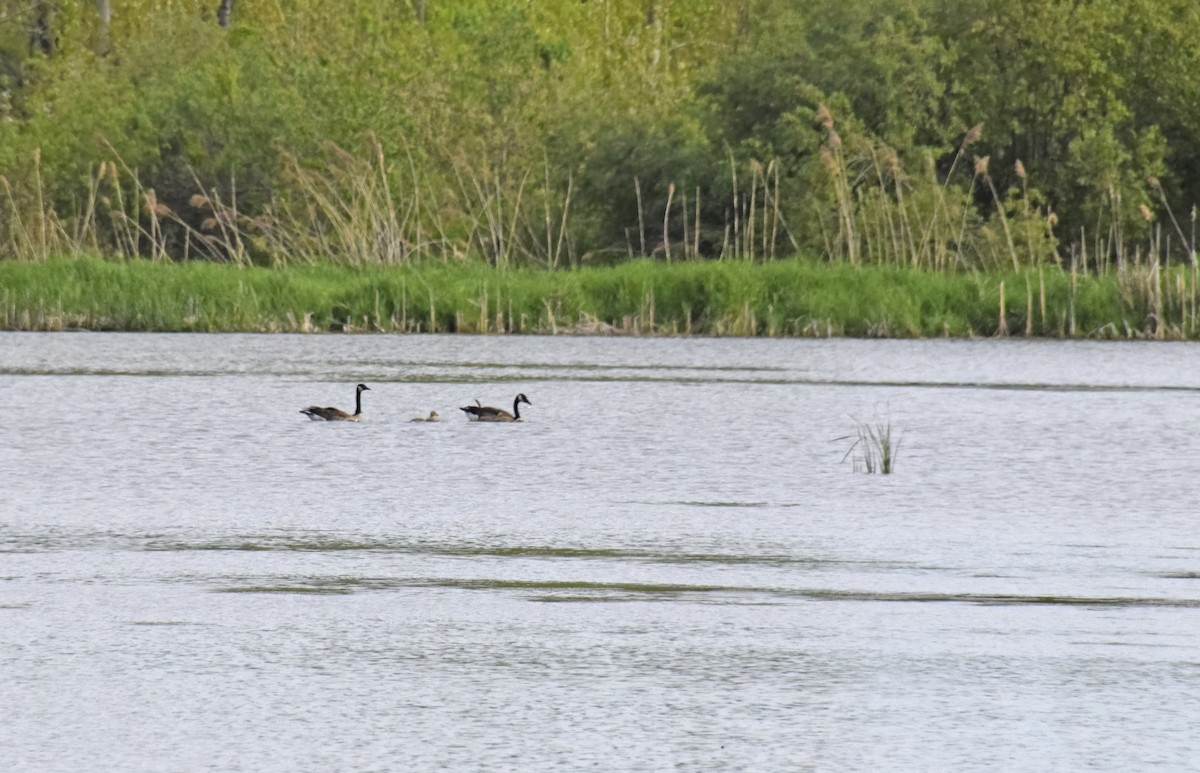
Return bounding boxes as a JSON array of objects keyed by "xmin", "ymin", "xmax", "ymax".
[
  {"xmin": 301, "ymin": 383, "xmax": 370, "ymax": 421},
  {"xmin": 410, "ymin": 410, "xmax": 440, "ymax": 422},
  {"xmin": 460, "ymin": 393, "xmax": 531, "ymax": 422}
]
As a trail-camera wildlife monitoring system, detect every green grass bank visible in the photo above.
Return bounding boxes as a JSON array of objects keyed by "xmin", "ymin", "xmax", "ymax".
[{"xmin": 1, "ymin": 257, "xmax": 1196, "ymax": 339}]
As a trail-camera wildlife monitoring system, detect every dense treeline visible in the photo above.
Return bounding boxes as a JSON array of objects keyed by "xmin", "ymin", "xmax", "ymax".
[{"xmin": 1, "ymin": 0, "xmax": 1199, "ymax": 270}]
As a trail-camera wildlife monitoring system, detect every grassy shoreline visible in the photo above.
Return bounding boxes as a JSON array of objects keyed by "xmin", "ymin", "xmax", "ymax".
[{"xmin": 1, "ymin": 256, "xmax": 1196, "ymax": 339}]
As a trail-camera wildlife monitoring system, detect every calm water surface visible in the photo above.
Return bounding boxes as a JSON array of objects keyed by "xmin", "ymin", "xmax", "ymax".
[{"xmin": 2, "ymin": 332, "xmax": 1199, "ymax": 771}]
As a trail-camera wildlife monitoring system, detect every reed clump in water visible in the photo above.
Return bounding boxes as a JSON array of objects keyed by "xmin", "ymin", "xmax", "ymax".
[{"xmin": 838, "ymin": 413, "xmax": 901, "ymax": 475}]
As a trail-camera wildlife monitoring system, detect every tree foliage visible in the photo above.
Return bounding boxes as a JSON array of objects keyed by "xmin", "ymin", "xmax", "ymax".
[{"xmin": 1, "ymin": 0, "xmax": 1197, "ymax": 267}]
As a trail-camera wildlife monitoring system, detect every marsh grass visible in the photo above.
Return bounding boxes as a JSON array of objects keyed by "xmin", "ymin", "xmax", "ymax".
[
  {"xmin": 814, "ymin": 109, "xmax": 1058, "ymax": 272},
  {"xmin": 1, "ymin": 111, "xmax": 1193, "ymax": 349},
  {"xmin": 4, "ymin": 255, "xmax": 1197, "ymax": 337},
  {"xmin": 1, "ymin": 119, "xmax": 1196, "ymax": 338},
  {"xmin": 838, "ymin": 413, "xmax": 901, "ymax": 474}
]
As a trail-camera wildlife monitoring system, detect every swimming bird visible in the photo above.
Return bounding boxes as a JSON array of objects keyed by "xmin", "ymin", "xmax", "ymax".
[
  {"xmin": 410, "ymin": 410, "xmax": 440, "ymax": 422},
  {"xmin": 300, "ymin": 383, "xmax": 370, "ymax": 421},
  {"xmin": 460, "ymin": 393, "xmax": 531, "ymax": 422}
]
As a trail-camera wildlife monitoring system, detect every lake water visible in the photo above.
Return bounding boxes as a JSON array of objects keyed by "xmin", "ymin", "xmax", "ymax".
[{"xmin": 2, "ymin": 332, "xmax": 1199, "ymax": 771}]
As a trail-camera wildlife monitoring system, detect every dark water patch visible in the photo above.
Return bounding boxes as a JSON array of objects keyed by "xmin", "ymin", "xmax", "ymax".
[
  {"xmin": 530, "ymin": 594, "xmax": 646, "ymax": 603},
  {"xmin": 427, "ymin": 579, "xmax": 1200, "ymax": 609},
  {"xmin": 149, "ymin": 537, "xmax": 393, "ymax": 553},
  {"xmin": 351, "ymin": 373, "xmax": 1200, "ymax": 391},
  {"xmin": 434, "ymin": 578, "xmax": 737, "ymax": 594},
  {"xmin": 145, "ymin": 536, "xmax": 868, "ymax": 569},
  {"xmin": 3, "ymin": 530, "xmax": 173, "ymax": 553},
  {"xmin": 211, "ymin": 575, "xmax": 405, "ymax": 595},
  {"xmin": 0, "ymin": 367, "xmax": 228, "ymax": 378},
  {"xmin": 209, "ymin": 576, "xmax": 740, "ymax": 598},
  {"xmin": 401, "ymin": 360, "xmax": 789, "ymax": 374},
  {"xmin": 0, "ymin": 532, "xmax": 951, "ymax": 576},
  {"xmin": 881, "ymin": 381, "xmax": 1200, "ymax": 395},
  {"xmin": 624, "ymin": 499, "xmax": 803, "ymax": 509},
  {"xmin": 364, "ymin": 373, "xmax": 791, "ymax": 386},
  {"xmin": 1157, "ymin": 572, "xmax": 1200, "ymax": 579},
  {"xmin": 215, "ymin": 586, "xmax": 356, "ymax": 595},
  {"xmin": 447, "ymin": 546, "xmax": 632, "ymax": 559},
  {"xmin": 198, "ymin": 571, "xmax": 1200, "ymax": 607},
  {"xmin": 10, "ymin": 360, "xmax": 1199, "ymax": 394},
  {"xmin": 1073, "ymin": 640, "xmax": 1194, "ymax": 649},
  {"xmin": 804, "ymin": 589, "xmax": 1200, "ymax": 608}
]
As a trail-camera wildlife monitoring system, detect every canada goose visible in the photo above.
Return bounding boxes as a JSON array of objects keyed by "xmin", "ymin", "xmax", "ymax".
[
  {"xmin": 410, "ymin": 410, "xmax": 440, "ymax": 422},
  {"xmin": 460, "ymin": 393, "xmax": 531, "ymax": 422},
  {"xmin": 300, "ymin": 383, "xmax": 370, "ymax": 421}
]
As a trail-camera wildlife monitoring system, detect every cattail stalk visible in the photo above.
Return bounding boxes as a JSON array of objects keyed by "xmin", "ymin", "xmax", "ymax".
[
  {"xmin": 664, "ymin": 181, "xmax": 674, "ymax": 262},
  {"xmin": 997, "ymin": 279, "xmax": 1008, "ymax": 336},
  {"xmin": 635, "ymin": 176, "xmax": 646, "ymax": 257}
]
